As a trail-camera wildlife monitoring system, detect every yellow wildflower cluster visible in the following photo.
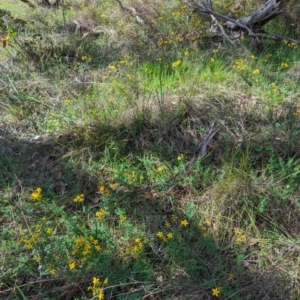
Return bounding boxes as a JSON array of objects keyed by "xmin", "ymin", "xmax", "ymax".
[
  {"xmin": 95, "ymin": 208, "xmax": 107, "ymax": 220},
  {"xmin": 283, "ymin": 40, "xmax": 297, "ymax": 49},
  {"xmin": 88, "ymin": 277, "xmax": 108, "ymax": 300},
  {"xmin": 171, "ymin": 11, "xmax": 181, "ymax": 18},
  {"xmin": 156, "ymin": 231, "xmax": 173, "ymax": 242},
  {"xmin": 234, "ymin": 227, "xmax": 247, "ymax": 243},
  {"xmin": 90, "ymin": 236, "xmax": 102, "ymax": 252},
  {"xmin": 212, "ymin": 286, "xmax": 222, "ymax": 297},
  {"xmin": 20, "ymin": 231, "xmax": 41, "ymax": 250},
  {"xmin": 157, "ymin": 37, "xmax": 173, "ymax": 47},
  {"xmin": 130, "ymin": 238, "xmax": 143, "ymax": 258},
  {"xmin": 280, "ymin": 62, "xmax": 288, "ymax": 69},
  {"xmin": 74, "ymin": 193, "xmax": 84, "ymax": 203},
  {"xmin": 99, "ymin": 184, "xmax": 110, "ymax": 196},
  {"xmin": 81, "ymin": 55, "xmax": 91, "ymax": 62},
  {"xmin": 30, "ymin": 187, "xmax": 42, "ymax": 201},
  {"xmin": 72, "ymin": 236, "xmax": 102, "ymax": 261},
  {"xmin": 233, "ymin": 59, "xmax": 247, "ymax": 71}
]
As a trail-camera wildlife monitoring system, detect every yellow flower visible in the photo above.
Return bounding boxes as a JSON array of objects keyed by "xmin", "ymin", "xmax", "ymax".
[
  {"xmin": 250, "ymin": 54, "xmax": 256, "ymax": 60},
  {"xmin": 212, "ymin": 49, "xmax": 219, "ymax": 53},
  {"xmin": 99, "ymin": 185, "xmax": 110, "ymax": 196},
  {"xmin": 156, "ymin": 231, "xmax": 164, "ymax": 239},
  {"xmin": 30, "ymin": 187, "xmax": 42, "ymax": 201},
  {"xmin": 233, "ymin": 59, "xmax": 247, "ymax": 71},
  {"xmin": 108, "ymin": 65, "xmax": 117, "ymax": 71},
  {"xmin": 252, "ymin": 69, "xmax": 260, "ymax": 75},
  {"xmin": 46, "ymin": 227, "xmax": 54, "ymax": 235},
  {"xmin": 234, "ymin": 227, "xmax": 247, "ymax": 243},
  {"xmin": 50, "ymin": 269, "xmax": 56, "ymax": 275},
  {"xmin": 172, "ymin": 60, "xmax": 181, "ymax": 68},
  {"xmin": 103, "ymin": 277, "xmax": 108, "ymax": 285},
  {"xmin": 212, "ymin": 286, "xmax": 222, "ymax": 297},
  {"xmin": 289, "ymin": 42, "xmax": 297, "ymax": 49},
  {"xmin": 181, "ymin": 220, "xmax": 189, "ymax": 227},
  {"xmin": 109, "ymin": 182, "xmax": 117, "ymax": 190},
  {"xmin": 165, "ymin": 221, "xmax": 171, "ymax": 228},
  {"xmin": 81, "ymin": 55, "xmax": 91, "ymax": 62},
  {"xmin": 69, "ymin": 261, "xmax": 76, "ymax": 270},
  {"xmin": 210, "ymin": 57, "xmax": 215, "ymax": 63},
  {"xmin": 25, "ymin": 239, "xmax": 34, "ymax": 249},
  {"xmin": 119, "ymin": 215, "xmax": 127, "ymax": 223},
  {"xmin": 95, "ymin": 245, "xmax": 102, "ymax": 252},
  {"xmin": 97, "ymin": 289, "xmax": 105, "ymax": 300},
  {"xmin": 74, "ymin": 194, "xmax": 84, "ymax": 203},
  {"xmin": 166, "ymin": 232, "xmax": 173, "ymax": 239},
  {"xmin": 177, "ymin": 154, "xmax": 184, "ymax": 161},
  {"xmin": 96, "ymin": 208, "xmax": 107, "ymax": 220},
  {"xmin": 228, "ymin": 273, "xmax": 234, "ymax": 281},
  {"xmin": 281, "ymin": 62, "xmax": 288, "ymax": 68},
  {"xmin": 75, "ymin": 236, "xmax": 85, "ymax": 246},
  {"xmin": 64, "ymin": 99, "xmax": 71, "ymax": 105},
  {"xmin": 155, "ymin": 166, "xmax": 164, "ymax": 173},
  {"xmin": 171, "ymin": 214, "xmax": 178, "ymax": 221},
  {"xmin": 199, "ymin": 225, "xmax": 208, "ymax": 237},
  {"xmin": 93, "ymin": 277, "xmax": 100, "ymax": 286},
  {"xmin": 205, "ymin": 219, "xmax": 212, "ymax": 226}
]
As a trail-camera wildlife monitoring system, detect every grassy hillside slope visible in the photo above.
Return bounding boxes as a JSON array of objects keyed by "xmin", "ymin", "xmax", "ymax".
[{"xmin": 1, "ymin": 1, "xmax": 300, "ymax": 299}]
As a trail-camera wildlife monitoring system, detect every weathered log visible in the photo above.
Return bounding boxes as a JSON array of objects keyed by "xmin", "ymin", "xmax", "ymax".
[
  {"xmin": 185, "ymin": 0, "xmax": 299, "ymax": 45},
  {"xmin": 225, "ymin": 0, "xmax": 284, "ymax": 31}
]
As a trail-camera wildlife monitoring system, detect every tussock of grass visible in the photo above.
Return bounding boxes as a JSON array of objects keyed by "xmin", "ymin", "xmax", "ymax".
[{"xmin": 1, "ymin": 0, "xmax": 300, "ymax": 299}]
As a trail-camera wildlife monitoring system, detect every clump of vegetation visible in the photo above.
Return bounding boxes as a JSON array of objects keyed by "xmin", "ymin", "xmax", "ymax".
[{"xmin": 1, "ymin": 0, "xmax": 300, "ymax": 299}]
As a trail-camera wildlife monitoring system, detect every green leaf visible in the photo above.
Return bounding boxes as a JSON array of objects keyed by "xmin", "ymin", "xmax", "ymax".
[
  {"xmin": 186, "ymin": 202, "xmax": 196, "ymax": 219},
  {"xmin": 8, "ymin": 26, "xmax": 18, "ymax": 38}
]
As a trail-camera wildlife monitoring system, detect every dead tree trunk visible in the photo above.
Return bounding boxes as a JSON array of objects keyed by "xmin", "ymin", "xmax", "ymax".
[{"xmin": 185, "ymin": 0, "xmax": 299, "ymax": 45}]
